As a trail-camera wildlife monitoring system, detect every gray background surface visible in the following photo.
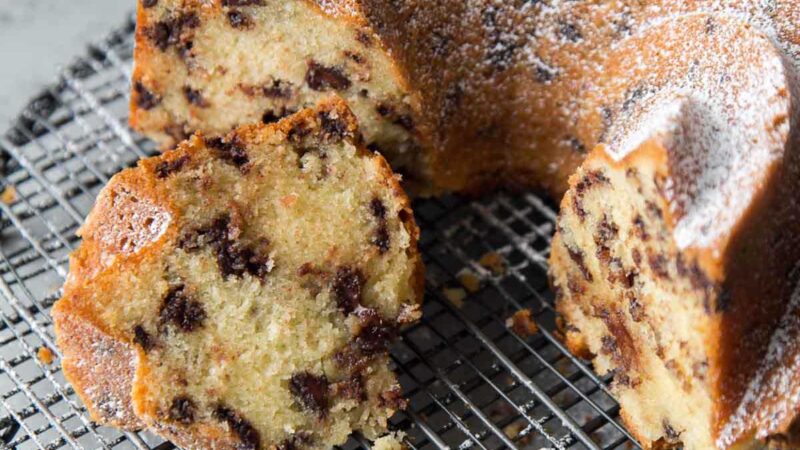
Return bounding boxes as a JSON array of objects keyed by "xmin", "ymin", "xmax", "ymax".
[{"xmin": 0, "ymin": 0, "xmax": 129, "ymax": 129}]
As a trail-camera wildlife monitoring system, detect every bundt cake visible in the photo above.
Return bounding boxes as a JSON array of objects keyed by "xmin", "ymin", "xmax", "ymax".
[{"xmin": 52, "ymin": 99, "xmax": 423, "ymax": 450}]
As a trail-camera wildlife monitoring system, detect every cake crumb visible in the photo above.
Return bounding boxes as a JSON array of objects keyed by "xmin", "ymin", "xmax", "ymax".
[
  {"xmin": 503, "ymin": 420, "xmax": 532, "ymax": 445},
  {"xmin": 479, "ymin": 251, "xmax": 506, "ymax": 275},
  {"xmin": 1, "ymin": 185, "xmax": 16, "ymax": 204},
  {"xmin": 38, "ymin": 346, "xmax": 55, "ymax": 365},
  {"xmin": 503, "ymin": 420, "xmax": 524, "ymax": 439},
  {"xmin": 506, "ymin": 309, "xmax": 539, "ymax": 338},
  {"xmin": 373, "ymin": 432, "xmax": 406, "ymax": 450},
  {"xmin": 442, "ymin": 287, "xmax": 467, "ymax": 308},
  {"xmin": 457, "ymin": 268, "xmax": 481, "ymax": 292}
]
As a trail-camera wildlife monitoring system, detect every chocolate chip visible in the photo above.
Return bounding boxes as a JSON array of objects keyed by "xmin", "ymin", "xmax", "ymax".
[
  {"xmin": 482, "ymin": 7, "xmax": 518, "ymax": 72},
  {"xmin": 180, "ymin": 215, "xmax": 273, "ymax": 281},
  {"xmin": 606, "ymin": 258, "xmax": 632, "ymax": 287},
  {"xmin": 344, "ymin": 50, "xmax": 366, "ymax": 64},
  {"xmin": 277, "ymin": 433, "xmax": 313, "ymax": 450},
  {"xmin": 376, "ymin": 104, "xmax": 392, "ymax": 118},
  {"xmin": 595, "ymin": 214, "xmax": 619, "ymax": 246},
  {"xmin": 289, "ymin": 372, "xmax": 329, "ymax": 418},
  {"xmin": 305, "ymin": 61, "xmax": 351, "ymax": 91},
  {"xmin": 334, "ymin": 309, "xmax": 398, "ymax": 370},
  {"xmin": 261, "ymin": 111, "xmax": 280, "ymax": 124},
  {"xmin": 566, "ymin": 277, "xmax": 585, "ymax": 296},
  {"xmin": 369, "ymin": 198, "xmax": 390, "ymax": 253},
  {"xmin": 575, "ymin": 170, "xmax": 610, "ymax": 196},
  {"xmin": 318, "ymin": 110, "xmax": 349, "ymax": 141},
  {"xmin": 645, "ymin": 200, "xmax": 663, "ymax": 220},
  {"xmin": 369, "ymin": 198, "xmax": 387, "ymax": 219},
  {"xmin": 213, "ymin": 405, "xmax": 261, "ymax": 450},
  {"xmin": 355, "ymin": 29, "xmax": 373, "ymax": 46},
  {"xmin": 628, "ymin": 294, "xmax": 644, "ymax": 322},
  {"xmin": 646, "ymin": 250, "xmax": 670, "ymax": 280},
  {"xmin": 160, "ymin": 285, "xmax": 206, "ymax": 333},
  {"xmin": 374, "ymin": 224, "xmax": 390, "ymax": 253},
  {"xmin": 535, "ymin": 65, "xmax": 557, "ymax": 83},
  {"xmin": 567, "ymin": 136, "xmax": 587, "ymax": 153},
  {"xmin": 205, "ymin": 136, "xmax": 249, "ymax": 170},
  {"xmin": 164, "ymin": 123, "xmax": 191, "ymax": 142},
  {"xmin": 134, "ymin": 82, "xmax": 161, "ymax": 110},
  {"xmin": 177, "ymin": 40, "xmax": 194, "ymax": 61},
  {"xmin": 262, "ymin": 107, "xmax": 295, "ymax": 124},
  {"xmin": 183, "ymin": 86, "xmax": 209, "ymax": 107},
  {"xmin": 705, "ymin": 17, "xmax": 716, "ymax": 34},
  {"xmin": 263, "ymin": 79, "xmax": 293, "ymax": 98},
  {"xmin": 353, "ymin": 308, "xmax": 397, "ymax": 356},
  {"xmin": 633, "ymin": 214, "xmax": 649, "ymax": 241},
  {"xmin": 663, "ymin": 420, "xmax": 682, "ymax": 442},
  {"xmin": 132, "ymin": 325, "xmax": 154, "ymax": 351},
  {"xmin": 217, "ymin": 238, "xmax": 273, "ymax": 281},
  {"xmin": 567, "ymin": 246, "xmax": 592, "ymax": 282},
  {"xmin": 142, "ymin": 0, "xmax": 157, "ymax": 8},
  {"xmin": 227, "ymin": 10, "xmax": 251, "ymax": 28},
  {"xmin": 559, "ymin": 22, "xmax": 582, "ymax": 42},
  {"xmin": 145, "ymin": 13, "xmax": 199, "ymax": 52},
  {"xmin": 375, "ymin": 103, "xmax": 415, "ymax": 131},
  {"xmin": 179, "ymin": 216, "xmax": 227, "ymax": 251},
  {"xmin": 146, "ymin": 22, "xmax": 171, "ymax": 51},
  {"xmin": 601, "ymin": 335, "xmax": 616, "ymax": 354},
  {"xmin": 221, "ymin": 0, "xmax": 264, "ymax": 5},
  {"xmin": 332, "ymin": 267, "xmax": 364, "ymax": 315},
  {"xmin": 155, "ymin": 155, "xmax": 189, "ymax": 178},
  {"xmin": 168, "ymin": 396, "xmax": 196, "ymax": 424},
  {"xmin": 572, "ymin": 197, "xmax": 587, "ymax": 221}
]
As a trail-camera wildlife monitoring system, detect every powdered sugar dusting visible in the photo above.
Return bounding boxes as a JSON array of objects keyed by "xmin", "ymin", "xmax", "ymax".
[
  {"xmin": 719, "ymin": 278, "xmax": 800, "ymax": 447},
  {"xmin": 601, "ymin": 18, "xmax": 791, "ymax": 250}
]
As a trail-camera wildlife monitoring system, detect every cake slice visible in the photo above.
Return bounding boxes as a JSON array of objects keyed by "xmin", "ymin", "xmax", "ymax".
[{"xmin": 52, "ymin": 98, "xmax": 423, "ymax": 450}]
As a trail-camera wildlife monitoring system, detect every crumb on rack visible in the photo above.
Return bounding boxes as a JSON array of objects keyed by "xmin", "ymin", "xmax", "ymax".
[
  {"xmin": 1, "ymin": 185, "xmax": 17, "ymax": 204},
  {"xmin": 506, "ymin": 309, "xmax": 539, "ymax": 338},
  {"xmin": 479, "ymin": 251, "xmax": 506, "ymax": 275},
  {"xmin": 442, "ymin": 286, "xmax": 466, "ymax": 308},
  {"xmin": 372, "ymin": 432, "xmax": 406, "ymax": 450},
  {"xmin": 38, "ymin": 346, "xmax": 55, "ymax": 365},
  {"xmin": 503, "ymin": 420, "xmax": 532, "ymax": 445},
  {"xmin": 457, "ymin": 268, "xmax": 481, "ymax": 293}
]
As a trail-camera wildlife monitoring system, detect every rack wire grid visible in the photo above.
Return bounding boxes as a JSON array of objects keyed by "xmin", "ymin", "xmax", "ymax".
[{"xmin": 0, "ymin": 13, "xmax": 642, "ymax": 450}]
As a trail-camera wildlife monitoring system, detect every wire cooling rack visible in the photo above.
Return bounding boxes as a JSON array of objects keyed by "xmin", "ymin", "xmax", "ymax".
[{"xmin": 0, "ymin": 13, "xmax": 641, "ymax": 450}]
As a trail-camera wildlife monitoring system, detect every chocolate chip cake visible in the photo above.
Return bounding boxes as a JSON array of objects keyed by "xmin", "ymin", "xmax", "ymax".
[{"xmin": 52, "ymin": 99, "xmax": 422, "ymax": 450}]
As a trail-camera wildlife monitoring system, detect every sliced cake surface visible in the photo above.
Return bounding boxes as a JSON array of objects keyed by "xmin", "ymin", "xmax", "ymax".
[{"xmin": 53, "ymin": 98, "xmax": 423, "ymax": 450}]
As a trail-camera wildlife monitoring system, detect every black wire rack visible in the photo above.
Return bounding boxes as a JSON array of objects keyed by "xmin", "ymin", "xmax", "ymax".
[{"xmin": 0, "ymin": 14, "xmax": 642, "ymax": 450}]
